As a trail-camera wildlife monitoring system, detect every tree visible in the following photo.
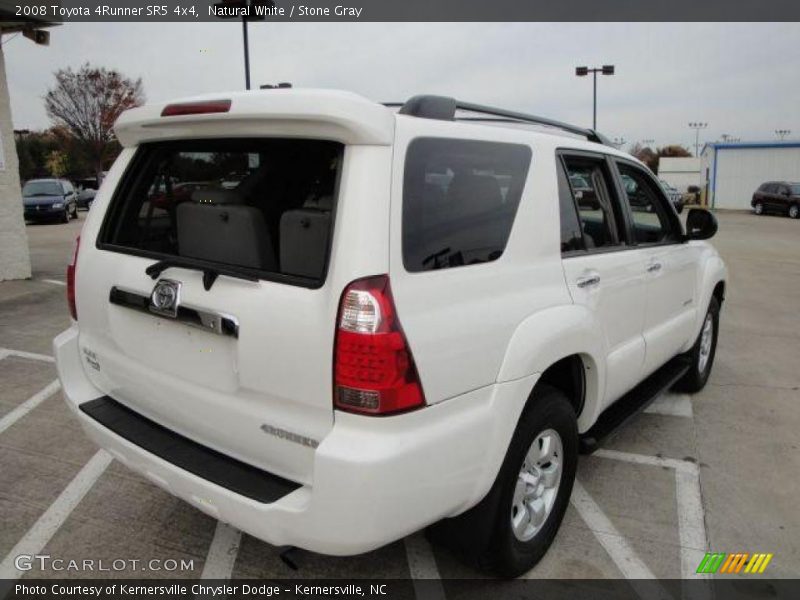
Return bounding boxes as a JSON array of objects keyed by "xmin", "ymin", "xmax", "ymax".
[
  {"xmin": 44, "ymin": 63, "xmax": 144, "ymax": 180},
  {"xmin": 45, "ymin": 150, "xmax": 69, "ymax": 178}
]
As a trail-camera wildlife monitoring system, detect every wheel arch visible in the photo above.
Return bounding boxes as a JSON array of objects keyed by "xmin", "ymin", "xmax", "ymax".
[{"xmin": 496, "ymin": 304, "xmax": 606, "ymax": 434}]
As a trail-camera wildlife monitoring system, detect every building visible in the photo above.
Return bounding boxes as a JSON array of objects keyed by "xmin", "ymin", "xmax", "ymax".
[
  {"xmin": 702, "ymin": 141, "xmax": 800, "ymax": 210},
  {"xmin": 0, "ymin": 7, "xmax": 57, "ymax": 280},
  {"xmin": 658, "ymin": 157, "xmax": 703, "ymax": 193}
]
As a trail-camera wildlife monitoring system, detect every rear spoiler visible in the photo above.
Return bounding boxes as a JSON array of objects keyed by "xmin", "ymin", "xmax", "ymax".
[{"xmin": 114, "ymin": 89, "xmax": 395, "ymax": 147}]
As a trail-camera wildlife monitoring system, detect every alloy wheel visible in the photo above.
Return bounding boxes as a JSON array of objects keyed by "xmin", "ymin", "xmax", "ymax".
[{"xmin": 511, "ymin": 428, "xmax": 563, "ymax": 542}]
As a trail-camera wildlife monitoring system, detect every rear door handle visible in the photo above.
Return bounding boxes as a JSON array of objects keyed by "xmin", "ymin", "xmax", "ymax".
[
  {"xmin": 647, "ymin": 262, "xmax": 662, "ymax": 273},
  {"xmin": 576, "ymin": 274, "xmax": 601, "ymax": 288}
]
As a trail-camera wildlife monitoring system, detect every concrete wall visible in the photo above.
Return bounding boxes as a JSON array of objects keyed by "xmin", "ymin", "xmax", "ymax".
[
  {"xmin": 714, "ymin": 146, "xmax": 800, "ymax": 209},
  {"xmin": 658, "ymin": 157, "xmax": 703, "ymax": 192},
  {"xmin": 0, "ymin": 42, "xmax": 31, "ymax": 281}
]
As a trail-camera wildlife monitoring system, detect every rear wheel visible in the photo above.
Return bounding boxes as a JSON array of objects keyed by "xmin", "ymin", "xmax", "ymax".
[
  {"xmin": 674, "ymin": 297, "xmax": 719, "ymax": 393},
  {"xmin": 428, "ymin": 385, "xmax": 578, "ymax": 578},
  {"xmin": 789, "ymin": 204, "xmax": 799, "ymax": 219},
  {"xmin": 753, "ymin": 202, "xmax": 764, "ymax": 215}
]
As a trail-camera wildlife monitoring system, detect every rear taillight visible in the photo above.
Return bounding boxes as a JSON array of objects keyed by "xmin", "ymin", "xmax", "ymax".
[
  {"xmin": 160, "ymin": 99, "xmax": 231, "ymax": 117},
  {"xmin": 334, "ymin": 275, "xmax": 425, "ymax": 415},
  {"xmin": 67, "ymin": 235, "xmax": 80, "ymax": 320}
]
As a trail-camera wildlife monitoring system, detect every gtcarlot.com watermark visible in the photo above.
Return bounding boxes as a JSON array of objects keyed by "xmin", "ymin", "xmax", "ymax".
[{"xmin": 14, "ymin": 554, "xmax": 195, "ymax": 572}]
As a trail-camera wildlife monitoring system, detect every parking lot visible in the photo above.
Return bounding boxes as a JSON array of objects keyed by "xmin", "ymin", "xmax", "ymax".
[{"xmin": 0, "ymin": 211, "xmax": 798, "ymax": 590}]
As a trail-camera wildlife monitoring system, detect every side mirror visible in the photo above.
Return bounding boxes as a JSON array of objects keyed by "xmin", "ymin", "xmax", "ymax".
[{"xmin": 685, "ymin": 208, "xmax": 718, "ymax": 241}]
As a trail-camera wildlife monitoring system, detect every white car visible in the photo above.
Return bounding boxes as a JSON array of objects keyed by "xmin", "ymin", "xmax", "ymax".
[{"xmin": 53, "ymin": 90, "xmax": 726, "ymax": 577}]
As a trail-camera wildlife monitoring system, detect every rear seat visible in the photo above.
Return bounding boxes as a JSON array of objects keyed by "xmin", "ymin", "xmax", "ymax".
[
  {"xmin": 176, "ymin": 189, "xmax": 277, "ymax": 271},
  {"xmin": 279, "ymin": 195, "xmax": 332, "ymax": 279}
]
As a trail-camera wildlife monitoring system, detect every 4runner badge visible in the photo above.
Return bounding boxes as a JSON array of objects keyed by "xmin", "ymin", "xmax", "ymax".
[{"xmin": 149, "ymin": 279, "xmax": 182, "ymax": 318}]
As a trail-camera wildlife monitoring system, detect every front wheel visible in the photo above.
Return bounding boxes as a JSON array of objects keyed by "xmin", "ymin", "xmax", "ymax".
[
  {"xmin": 71, "ymin": 203, "xmax": 78, "ymax": 218},
  {"xmin": 753, "ymin": 202, "xmax": 764, "ymax": 215},
  {"xmin": 674, "ymin": 297, "xmax": 720, "ymax": 393},
  {"xmin": 61, "ymin": 208, "xmax": 70, "ymax": 223},
  {"xmin": 789, "ymin": 204, "xmax": 799, "ymax": 219},
  {"xmin": 428, "ymin": 385, "xmax": 578, "ymax": 577}
]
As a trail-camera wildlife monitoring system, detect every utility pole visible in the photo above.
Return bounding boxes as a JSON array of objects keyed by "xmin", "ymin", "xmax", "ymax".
[
  {"xmin": 689, "ymin": 122, "xmax": 708, "ymax": 157},
  {"xmin": 776, "ymin": 129, "xmax": 791, "ymax": 140},
  {"xmin": 575, "ymin": 65, "xmax": 615, "ymax": 130},
  {"xmin": 214, "ymin": 0, "xmax": 270, "ymax": 90}
]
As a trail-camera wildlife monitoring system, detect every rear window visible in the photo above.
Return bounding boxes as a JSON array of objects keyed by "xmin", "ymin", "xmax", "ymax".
[
  {"xmin": 100, "ymin": 139, "xmax": 343, "ymax": 287},
  {"xmin": 402, "ymin": 138, "xmax": 531, "ymax": 272}
]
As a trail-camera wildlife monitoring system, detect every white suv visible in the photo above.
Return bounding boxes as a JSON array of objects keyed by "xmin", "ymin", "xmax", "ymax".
[{"xmin": 54, "ymin": 90, "xmax": 726, "ymax": 576}]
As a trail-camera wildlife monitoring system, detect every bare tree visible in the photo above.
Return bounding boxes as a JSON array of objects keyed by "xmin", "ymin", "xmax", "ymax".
[{"xmin": 44, "ymin": 63, "xmax": 144, "ymax": 180}]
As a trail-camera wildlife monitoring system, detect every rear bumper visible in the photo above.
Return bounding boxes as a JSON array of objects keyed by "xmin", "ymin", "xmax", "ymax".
[{"xmin": 54, "ymin": 326, "xmax": 535, "ymax": 555}]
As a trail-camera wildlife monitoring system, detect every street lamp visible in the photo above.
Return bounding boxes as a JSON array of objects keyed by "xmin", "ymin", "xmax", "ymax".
[
  {"xmin": 613, "ymin": 136, "xmax": 627, "ymax": 149},
  {"xmin": 688, "ymin": 122, "xmax": 708, "ymax": 157},
  {"xmin": 213, "ymin": 0, "xmax": 273, "ymax": 90},
  {"xmin": 641, "ymin": 138, "xmax": 654, "ymax": 147},
  {"xmin": 575, "ymin": 65, "xmax": 614, "ymax": 130},
  {"xmin": 776, "ymin": 129, "xmax": 791, "ymax": 140}
]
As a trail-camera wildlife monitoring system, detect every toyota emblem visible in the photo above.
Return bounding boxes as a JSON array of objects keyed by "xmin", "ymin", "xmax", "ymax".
[{"xmin": 149, "ymin": 279, "xmax": 181, "ymax": 318}]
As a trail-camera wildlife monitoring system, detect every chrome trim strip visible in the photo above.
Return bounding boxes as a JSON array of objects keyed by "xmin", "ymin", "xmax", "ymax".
[{"xmin": 109, "ymin": 286, "xmax": 239, "ymax": 339}]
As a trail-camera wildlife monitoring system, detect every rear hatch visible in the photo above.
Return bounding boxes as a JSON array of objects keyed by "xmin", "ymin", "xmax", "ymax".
[{"xmin": 75, "ymin": 90, "xmax": 394, "ymax": 485}]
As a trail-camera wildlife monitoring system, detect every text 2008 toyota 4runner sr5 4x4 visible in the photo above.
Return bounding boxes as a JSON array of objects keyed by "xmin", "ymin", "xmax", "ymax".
[{"xmin": 54, "ymin": 90, "xmax": 726, "ymax": 576}]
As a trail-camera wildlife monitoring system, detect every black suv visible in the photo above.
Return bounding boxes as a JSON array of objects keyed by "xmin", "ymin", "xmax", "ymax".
[{"xmin": 751, "ymin": 181, "xmax": 800, "ymax": 219}]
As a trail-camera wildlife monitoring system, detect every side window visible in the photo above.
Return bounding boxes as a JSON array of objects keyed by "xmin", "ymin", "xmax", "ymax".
[
  {"xmin": 402, "ymin": 138, "xmax": 531, "ymax": 272},
  {"xmin": 562, "ymin": 155, "xmax": 625, "ymax": 250},
  {"xmin": 616, "ymin": 162, "xmax": 677, "ymax": 245},
  {"xmin": 556, "ymin": 160, "xmax": 584, "ymax": 253}
]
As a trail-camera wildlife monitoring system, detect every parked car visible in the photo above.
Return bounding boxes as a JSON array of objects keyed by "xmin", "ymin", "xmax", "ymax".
[
  {"xmin": 22, "ymin": 178, "xmax": 78, "ymax": 223},
  {"xmin": 53, "ymin": 90, "xmax": 727, "ymax": 577},
  {"xmin": 75, "ymin": 178, "xmax": 99, "ymax": 210},
  {"xmin": 659, "ymin": 179, "xmax": 684, "ymax": 213},
  {"xmin": 751, "ymin": 181, "xmax": 800, "ymax": 218}
]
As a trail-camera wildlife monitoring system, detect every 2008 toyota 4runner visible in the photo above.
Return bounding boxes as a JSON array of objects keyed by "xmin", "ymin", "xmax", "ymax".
[{"xmin": 54, "ymin": 90, "xmax": 726, "ymax": 576}]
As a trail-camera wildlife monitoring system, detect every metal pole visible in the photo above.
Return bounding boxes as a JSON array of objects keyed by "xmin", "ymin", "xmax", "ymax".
[
  {"xmin": 592, "ymin": 70, "xmax": 597, "ymax": 130},
  {"xmin": 695, "ymin": 129, "xmax": 699, "ymax": 157},
  {"xmin": 242, "ymin": 18, "xmax": 251, "ymax": 90}
]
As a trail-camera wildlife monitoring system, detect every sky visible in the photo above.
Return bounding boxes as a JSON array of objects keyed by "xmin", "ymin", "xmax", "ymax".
[{"xmin": 3, "ymin": 22, "xmax": 799, "ymax": 152}]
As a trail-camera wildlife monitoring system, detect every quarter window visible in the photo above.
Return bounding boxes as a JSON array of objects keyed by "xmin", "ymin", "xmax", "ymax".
[{"xmin": 402, "ymin": 138, "xmax": 531, "ymax": 272}]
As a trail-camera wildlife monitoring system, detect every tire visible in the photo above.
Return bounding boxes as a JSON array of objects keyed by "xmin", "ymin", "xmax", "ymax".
[
  {"xmin": 62, "ymin": 208, "xmax": 70, "ymax": 223},
  {"xmin": 673, "ymin": 297, "xmax": 720, "ymax": 394},
  {"xmin": 789, "ymin": 204, "xmax": 799, "ymax": 219},
  {"xmin": 71, "ymin": 203, "xmax": 78, "ymax": 218},
  {"xmin": 753, "ymin": 202, "xmax": 764, "ymax": 215},
  {"xmin": 427, "ymin": 385, "xmax": 578, "ymax": 577}
]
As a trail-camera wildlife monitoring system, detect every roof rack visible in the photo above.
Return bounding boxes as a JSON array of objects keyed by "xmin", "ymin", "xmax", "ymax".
[{"xmin": 390, "ymin": 95, "xmax": 611, "ymax": 146}]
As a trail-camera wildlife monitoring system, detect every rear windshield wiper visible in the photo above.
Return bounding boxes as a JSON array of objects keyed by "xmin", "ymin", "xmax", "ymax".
[{"xmin": 145, "ymin": 256, "xmax": 259, "ymax": 291}]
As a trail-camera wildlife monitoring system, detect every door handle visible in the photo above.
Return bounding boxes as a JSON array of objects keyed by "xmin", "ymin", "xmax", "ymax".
[
  {"xmin": 647, "ymin": 262, "xmax": 662, "ymax": 273},
  {"xmin": 576, "ymin": 274, "xmax": 601, "ymax": 288}
]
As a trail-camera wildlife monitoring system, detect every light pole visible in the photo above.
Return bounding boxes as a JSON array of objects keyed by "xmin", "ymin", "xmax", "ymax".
[
  {"xmin": 641, "ymin": 138, "xmax": 654, "ymax": 148},
  {"xmin": 776, "ymin": 129, "xmax": 791, "ymax": 140},
  {"xmin": 688, "ymin": 122, "xmax": 708, "ymax": 157},
  {"xmin": 613, "ymin": 136, "xmax": 627, "ymax": 149},
  {"xmin": 576, "ymin": 65, "xmax": 614, "ymax": 130}
]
